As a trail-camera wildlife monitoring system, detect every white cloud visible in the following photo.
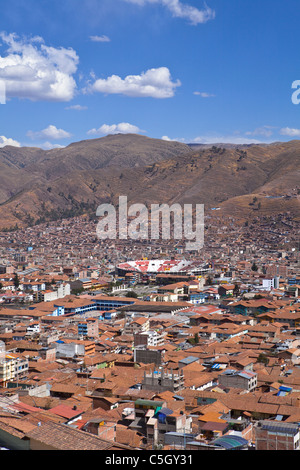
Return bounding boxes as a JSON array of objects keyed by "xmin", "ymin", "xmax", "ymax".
[
  {"xmin": 27, "ymin": 125, "xmax": 72, "ymax": 141},
  {"xmin": 41, "ymin": 141, "xmax": 66, "ymax": 150},
  {"xmin": 0, "ymin": 32, "xmax": 79, "ymax": 102},
  {"xmin": 192, "ymin": 135, "xmax": 263, "ymax": 145},
  {"xmin": 279, "ymin": 127, "xmax": 300, "ymax": 137},
  {"xmin": 123, "ymin": 0, "xmax": 215, "ymax": 25},
  {"xmin": 245, "ymin": 125, "xmax": 276, "ymax": 138},
  {"xmin": 193, "ymin": 91, "xmax": 215, "ymax": 98},
  {"xmin": 89, "ymin": 35, "xmax": 110, "ymax": 42},
  {"xmin": 88, "ymin": 66, "xmax": 180, "ymax": 98},
  {"xmin": 161, "ymin": 135, "xmax": 185, "ymax": 142},
  {"xmin": 87, "ymin": 122, "xmax": 144, "ymax": 135},
  {"xmin": 0, "ymin": 135, "xmax": 21, "ymax": 148},
  {"xmin": 65, "ymin": 104, "xmax": 88, "ymax": 110}
]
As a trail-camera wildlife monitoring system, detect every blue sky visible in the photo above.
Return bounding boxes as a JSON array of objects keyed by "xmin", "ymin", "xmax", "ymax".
[{"xmin": 1, "ymin": 0, "xmax": 300, "ymax": 149}]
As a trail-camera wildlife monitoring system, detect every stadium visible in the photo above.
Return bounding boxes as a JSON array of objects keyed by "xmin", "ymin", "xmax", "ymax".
[{"xmin": 116, "ymin": 259, "xmax": 209, "ymax": 276}]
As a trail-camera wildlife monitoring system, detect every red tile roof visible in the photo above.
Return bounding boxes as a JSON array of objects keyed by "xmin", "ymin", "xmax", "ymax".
[{"xmin": 49, "ymin": 404, "xmax": 83, "ymax": 420}]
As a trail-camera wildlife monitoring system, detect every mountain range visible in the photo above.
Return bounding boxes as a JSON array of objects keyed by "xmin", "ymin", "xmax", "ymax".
[{"xmin": 0, "ymin": 133, "xmax": 299, "ymax": 230}]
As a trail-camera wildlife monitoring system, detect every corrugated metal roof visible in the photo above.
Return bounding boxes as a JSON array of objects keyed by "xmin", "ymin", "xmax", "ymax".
[
  {"xmin": 158, "ymin": 407, "xmax": 173, "ymax": 416},
  {"xmin": 212, "ymin": 435, "xmax": 248, "ymax": 449},
  {"xmin": 179, "ymin": 356, "xmax": 199, "ymax": 364},
  {"xmin": 261, "ymin": 421, "xmax": 299, "ymax": 435}
]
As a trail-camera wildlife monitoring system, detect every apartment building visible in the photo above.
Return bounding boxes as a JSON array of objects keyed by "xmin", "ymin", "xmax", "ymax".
[
  {"xmin": 0, "ymin": 354, "xmax": 28, "ymax": 386},
  {"xmin": 77, "ymin": 318, "xmax": 99, "ymax": 339},
  {"xmin": 0, "ymin": 357, "xmax": 14, "ymax": 386}
]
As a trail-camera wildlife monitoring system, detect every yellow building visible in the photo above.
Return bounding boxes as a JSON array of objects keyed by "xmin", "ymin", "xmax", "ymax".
[{"xmin": 0, "ymin": 357, "xmax": 16, "ymax": 386}]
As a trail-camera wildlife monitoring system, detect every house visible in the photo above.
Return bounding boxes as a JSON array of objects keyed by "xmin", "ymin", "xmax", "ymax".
[
  {"xmin": 218, "ymin": 284, "xmax": 236, "ymax": 297},
  {"xmin": 212, "ymin": 323, "xmax": 249, "ymax": 340},
  {"xmin": 157, "ymin": 282, "xmax": 189, "ymax": 296},
  {"xmin": 198, "ymin": 411, "xmax": 229, "ymax": 439},
  {"xmin": 184, "ymin": 372, "xmax": 215, "ymax": 391},
  {"xmin": 218, "ymin": 369, "xmax": 257, "ymax": 392},
  {"xmin": 257, "ymin": 309, "xmax": 300, "ymax": 328},
  {"xmin": 49, "ymin": 404, "xmax": 84, "ymax": 425},
  {"xmin": 154, "ymin": 407, "xmax": 192, "ymax": 445},
  {"xmin": 126, "ymin": 398, "xmax": 192, "ymax": 447},
  {"xmin": 124, "ymin": 317, "xmax": 150, "ymax": 335},
  {"xmin": 50, "ymin": 383, "xmax": 83, "ymax": 400},
  {"xmin": 230, "ymin": 299, "xmax": 283, "ymax": 316},
  {"xmin": 188, "ymin": 290, "xmax": 207, "ymax": 304},
  {"xmin": 277, "ymin": 348, "xmax": 300, "ymax": 365},
  {"xmin": 22, "ymin": 281, "xmax": 46, "ymax": 292},
  {"xmin": 54, "ymin": 339, "xmax": 95, "ymax": 358},
  {"xmin": 177, "ymin": 356, "xmax": 200, "ymax": 369}
]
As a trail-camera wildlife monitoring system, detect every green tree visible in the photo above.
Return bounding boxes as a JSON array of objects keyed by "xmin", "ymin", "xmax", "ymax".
[
  {"xmin": 233, "ymin": 283, "xmax": 240, "ymax": 297},
  {"xmin": 257, "ymin": 353, "xmax": 269, "ymax": 365},
  {"xmin": 125, "ymin": 290, "xmax": 138, "ymax": 298},
  {"xmin": 13, "ymin": 273, "xmax": 20, "ymax": 289},
  {"xmin": 251, "ymin": 262, "xmax": 258, "ymax": 272}
]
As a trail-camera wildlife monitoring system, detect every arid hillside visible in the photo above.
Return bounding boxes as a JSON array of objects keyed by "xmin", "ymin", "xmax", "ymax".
[{"xmin": 0, "ymin": 135, "xmax": 299, "ymax": 230}]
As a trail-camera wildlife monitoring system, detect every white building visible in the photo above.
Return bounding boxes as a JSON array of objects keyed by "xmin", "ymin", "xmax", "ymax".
[
  {"xmin": 262, "ymin": 277, "xmax": 280, "ymax": 290},
  {"xmin": 38, "ymin": 283, "xmax": 71, "ymax": 302},
  {"xmin": 134, "ymin": 329, "xmax": 166, "ymax": 347}
]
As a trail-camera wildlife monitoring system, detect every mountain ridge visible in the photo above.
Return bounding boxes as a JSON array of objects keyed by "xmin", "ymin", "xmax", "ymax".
[{"xmin": 0, "ymin": 134, "xmax": 299, "ymax": 230}]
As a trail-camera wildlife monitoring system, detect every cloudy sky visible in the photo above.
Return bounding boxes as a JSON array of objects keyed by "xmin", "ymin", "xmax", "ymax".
[{"xmin": 1, "ymin": 0, "xmax": 300, "ymax": 149}]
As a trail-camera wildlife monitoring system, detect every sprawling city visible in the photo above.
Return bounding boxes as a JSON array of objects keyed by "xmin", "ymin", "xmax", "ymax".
[
  {"xmin": 0, "ymin": 0, "xmax": 300, "ymax": 457},
  {"xmin": 0, "ymin": 202, "xmax": 299, "ymax": 453}
]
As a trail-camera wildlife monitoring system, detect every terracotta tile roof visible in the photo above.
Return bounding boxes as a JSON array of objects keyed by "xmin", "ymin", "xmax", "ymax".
[
  {"xmin": 18, "ymin": 396, "xmax": 61, "ymax": 410},
  {"xmin": 49, "ymin": 404, "xmax": 84, "ymax": 420},
  {"xmin": 50, "ymin": 383, "xmax": 83, "ymax": 394},
  {"xmin": 115, "ymin": 425, "xmax": 144, "ymax": 448},
  {"xmin": 0, "ymin": 414, "xmax": 37, "ymax": 438},
  {"xmin": 184, "ymin": 372, "xmax": 214, "ymax": 388},
  {"xmin": 26, "ymin": 421, "xmax": 131, "ymax": 450}
]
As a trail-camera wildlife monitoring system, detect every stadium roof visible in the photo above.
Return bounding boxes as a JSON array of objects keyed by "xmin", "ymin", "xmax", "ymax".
[{"xmin": 117, "ymin": 259, "xmax": 201, "ymax": 274}]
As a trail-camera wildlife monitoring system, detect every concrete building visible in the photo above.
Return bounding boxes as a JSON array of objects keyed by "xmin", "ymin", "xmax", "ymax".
[
  {"xmin": 38, "ymin": 283, "xmax": 71, "ymax": 302},
  {"xmin": 142, "ymin": 368, "xmax": 184, "ymax": 393},
  {"xmin": 0, "ymin": 353, "xmax": 28, "ymax": 387},
  {"xmin": 262, "ymin": 277, "xmax": 280, "ymax": 290},
  {"xmin": 134, "ymin": 329, "xmax": 166, "ymax": 348},
  {"xmin": 134, "ymin": 347, "xmax": 163, "ymax": 366},
  {"xmin": 54, "ymin": 341, "xmax": 85, "ymax": 358},
  {"xmin": 218, "ymin": 369, "xmax": 257, "ymax": 392},
  {"xmin": 255, "ymin": 420, "xmax": 300, "ymax": 450},
  {"xmin": 77, "ymin": 318, "xmax": 99, "ymax": 339}
]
